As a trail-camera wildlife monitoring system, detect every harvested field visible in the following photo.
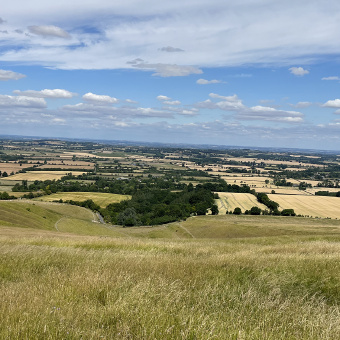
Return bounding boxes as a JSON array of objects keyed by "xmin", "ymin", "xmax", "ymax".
[
  {"xmin": 6, "ymin": 171, "xmax": 85, "ymax": 181},
  {"xmin": 0, "ymin": 162, "xmax": 41, "ymax": 173},
  {"xmin": 39, "ymin": 164, "xmax": 94, "ymax": 170},
  {"xmin": 216, "ymin": 192, "xmax": 267, "ymax": 214},
  {"xmin": 268, "ymin": 194, "xmax": 340, "ymax": 219},
  {"xmin": 35, "ymin": 192, "xmax": 130, "ymax": 208},
  {"xmin": 258, "ymin": 187, "xmax": 308, "ymax": 195}
]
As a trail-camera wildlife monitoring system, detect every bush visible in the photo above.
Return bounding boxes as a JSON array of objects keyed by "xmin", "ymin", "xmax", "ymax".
[
  {"xmin": 250, "ymin": 206, "xmax": 262, "ymax": 215},
  {"xmin": 233, "ymin": 207, "xmax": 242, "ymax": 215}
]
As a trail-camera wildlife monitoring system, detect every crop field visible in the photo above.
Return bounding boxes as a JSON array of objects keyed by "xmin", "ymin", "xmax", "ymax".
[
  {"xmin": 35, "ymin": 192, "xmax": 130, "ymax": 208},
  {"xmin": 216, "ymin": 192, "xmax": 268, "ymax": 214},
  {"xmin": 268, "ymin": 194, "xmax": 340, "ymax": 219},
  {"xmin": 6, "ymin": 171, "xmax": 86, "ymax": 181},
  {"xmin": 0, "ymin": 162, "xmax": 40, "ymax": 173},
  {"xmin": 1, "ymin": 214, "xmax": 340, "ymax": 339},
  {"xmin": 222, "ymin": 175, "xmax": 301, "ymax": 188}
]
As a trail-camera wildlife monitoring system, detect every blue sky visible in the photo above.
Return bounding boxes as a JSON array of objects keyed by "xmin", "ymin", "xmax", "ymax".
[{"xmin": 1, "ymin": 1, "xmax": 340, "ymax": 150}]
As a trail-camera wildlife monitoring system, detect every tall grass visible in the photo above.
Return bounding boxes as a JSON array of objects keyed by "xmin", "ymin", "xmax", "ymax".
[{"xmin": 1, "ymin": 228, "xmax": 340, "ymax": 339}]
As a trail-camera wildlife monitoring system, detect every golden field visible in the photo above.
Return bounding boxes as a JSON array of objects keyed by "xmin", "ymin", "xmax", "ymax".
[{"xmin": 6, "ymin": 171, "xmax": 86, "ymax": 181}]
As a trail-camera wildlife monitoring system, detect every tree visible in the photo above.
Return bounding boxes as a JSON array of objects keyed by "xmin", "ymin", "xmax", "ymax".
[
  {"xmin": 281, "ymin": 209, "xmax": 296, "ymax": 216},
  {"xmin": 250, "ymin": 206, "xmax": 262, "ymax": 215},
  {"xmin": 233, "ymin": 207, "xmax": 242, "ymax": 215},
  {"xmin": 117, "ymin": 207, "xmax": 140, "ymax": 227},
  {"xmin": 196, "ymin": 202, "xmax": 208, "ymax": 215},
  {"xmin": 211, "ymin": 204, "xmax": 219, "ymax": 215}
]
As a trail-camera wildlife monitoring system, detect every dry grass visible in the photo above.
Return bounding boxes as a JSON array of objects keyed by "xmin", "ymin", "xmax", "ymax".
[{"xmin": 1, "ymin": 225, "xmax": 340, "ymax": 339}]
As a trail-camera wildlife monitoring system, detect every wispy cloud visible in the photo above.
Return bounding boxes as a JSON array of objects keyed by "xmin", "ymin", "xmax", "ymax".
[
  {"xmin": 133, "ymin": 63, "xmax": 203, "ymax": 77},
  {"xmin": 28, "ymin": 25, "xmax": 71, "ymax": 39},
  {"xmin": 0, "ymin": 69, "xmax": 26, "ymax": 81},
  {"xmin": 322, "ymin": 76, "xmax": 340, "ymax": 81},
  {"xmin": 196, "ymin": 79, "xmax": 222, "ymax": 85},
  {"xmin": 159, "ymin": 46, "xmax": 184, "ymax": 52},
  {"xmin": 13, "ymin": 89, "xmax": 77, "ymax": 98}
]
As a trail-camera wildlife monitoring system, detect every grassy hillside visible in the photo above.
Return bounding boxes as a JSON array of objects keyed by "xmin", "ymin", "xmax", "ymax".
[
  {"xmin": 1, "ymin": 227, "xmax": 340, "ymax": 339},
  {"xmin": 1, "ymin": 202, "xmax": 340, "ymax": 338}
]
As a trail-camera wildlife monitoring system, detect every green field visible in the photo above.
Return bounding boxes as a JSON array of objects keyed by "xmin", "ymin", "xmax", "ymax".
[
  {"xmin": 34, "ymin": 192, "xmax": 131, "ymax": 208},
  {"xmin": 1, "ymin": 201, "xmax": 340, "ymax": 339}
]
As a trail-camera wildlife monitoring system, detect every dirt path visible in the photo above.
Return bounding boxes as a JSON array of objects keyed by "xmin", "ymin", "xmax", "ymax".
[
  {"xmin": 178, "ymin": 223, "xmax": 195, "ymax": 238},
  {"xmin": 54, "ymin": 217, "xmax": 66, "ymax": 231}
]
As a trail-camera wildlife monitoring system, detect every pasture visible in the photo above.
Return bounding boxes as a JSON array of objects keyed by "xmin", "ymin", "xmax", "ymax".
[
  {"xmin": 268, "ymin": 194, "xmax": 340, "ymax": 219},
  {"xmin": 35, "ymin": 192, "xmax": 130, "ymax": 208}
]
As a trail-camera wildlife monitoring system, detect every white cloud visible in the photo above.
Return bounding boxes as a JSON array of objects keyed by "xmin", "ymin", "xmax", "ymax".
[
  {"xmin": 322, "ymin": 76, "xmax": 340, "ymax": 80},
  {"xmin": 62, "ymin": 102, "xmax": 173, "ymax": 118},
  {"xmin": 82, "ymin": 92, "xmax": 118, "ymax": 104},
  {"xmin": 289, "ymin": 67, "xmax": 309, "ymax": 76},
  {"xmin": 0, "ymin": 18, "xmax": 4, "ymax": 24},
  {"xmin": 322, "ymin": 99, "xmax": 340, "ymax": 108},
  {"xmin": 196, "ymin": 79, "xmax": 222, "ymax": 85},
  {"xmin": 209, "ymin": 93, "xmax": 239, "ymax": 102},
  {"xmin": 1, "ymin": 2, "xmax": 340, "ymax": 70},
  {"xmin": 179, "ymin": 109, "xmax": 198, "ymax": 116},
  {"xmin": 0, "ymin": 69, "xmax": 26, "ymax": 81},
  {"xmin": 157, "ymin": 95, "xmax": 171, "ymax": 101},
  {"xmin": 0, "ymin": 95, "xmax": 46, "ymax": 108},
  {"xmin": 159, "ymin": 46, "xmax": 184, "ymax": 52},
  {"xmin": 238, "ymin": 106, "xmax": 304, "ymax": 123},
  {"xmin": 134, "ymin": 63, "xmax": 203, "ymax": 77},
  {"xmin": 198, "ymin": 93, "xmax": 303, "ymax": 123},
  {"xmin": 164, "ymin": 100, "xmax": 181, "ymax": 105},
  {"xmin": 28, "ymin": 25, "xmax": 71, "ymax": 38},
  {"xmin": 13, "ymin": 89, "xmax": 77, "ymax": 98}
]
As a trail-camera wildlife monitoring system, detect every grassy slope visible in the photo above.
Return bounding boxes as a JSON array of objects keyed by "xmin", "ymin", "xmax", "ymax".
[
  {"xmin": 1, "ymin": 203, "xmax": 340, "ymax": 338},
  {"xmin": 1, "ymin": 229, "xmax": 340, "ymax": 339}
]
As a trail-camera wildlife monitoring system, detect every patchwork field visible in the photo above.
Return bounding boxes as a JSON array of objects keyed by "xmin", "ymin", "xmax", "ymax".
[
  {"xmin": 268, "ymin": 194, "xmax": 340, "ymax": 219},
  {"xmin": 35, "ymin": 192, "xmax": 130, "ymax": 208},
  {"xmin": 216, "ymin": 192, "xmax": 268, "ymax": 214},
  {"xmin": 6, "ymin": 171, "xmax": 86, "ymax": 181}
]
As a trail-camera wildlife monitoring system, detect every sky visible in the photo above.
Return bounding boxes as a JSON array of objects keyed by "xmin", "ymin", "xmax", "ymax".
[{"xmin": 1, "ymin": 1, "xmax": 340, "ymax": 151}]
